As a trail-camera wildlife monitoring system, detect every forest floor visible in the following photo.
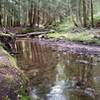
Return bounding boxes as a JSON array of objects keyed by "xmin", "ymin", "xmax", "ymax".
[
  {"xmin": 47, "ymin": 18, "xmax": 100, "ymax": 45},
  {"xmin": 45, "ymin": 24, "xmax": 100, "ymax": 56},
  {"xmin": 47, "ymin": 26, "xmax": 100, "ymax": 45}
]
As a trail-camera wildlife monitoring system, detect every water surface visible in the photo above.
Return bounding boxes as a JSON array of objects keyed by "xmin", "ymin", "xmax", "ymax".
[{"xmin": 16, "ymin": 38, "xmax": 100, "ymax": 100}]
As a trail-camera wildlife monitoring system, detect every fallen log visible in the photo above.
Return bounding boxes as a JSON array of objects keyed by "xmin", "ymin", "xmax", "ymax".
[
  {"xmin": 15, "ymin": 34, "xmax": 27, "ymax": 38},
  {"xmin": 27, "ymin": 31, "xmax": 48, "ymax": 37},
  {"xmin": 0, "ymin": 32, "xmax": 15, "ymax": 53}
]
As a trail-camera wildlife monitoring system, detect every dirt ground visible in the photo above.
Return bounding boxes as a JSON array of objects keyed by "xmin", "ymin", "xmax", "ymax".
[{"xmin": 32, "ymin": 38, "xmax": 100, "ymax": 56}]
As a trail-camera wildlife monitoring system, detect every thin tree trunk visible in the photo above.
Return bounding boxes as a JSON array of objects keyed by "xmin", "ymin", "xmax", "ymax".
[
  {"xmin": 37, "ymin": 0, "xmax": 40, "ymax": 27},
  {"xmin": 0, "ymin": 0, "xmax": 2, "ymax": 26},
  {"xmin": 83, "ymin": 0, "xmax": 87, "ymax": 27},
  {"xmin": 91, "ymin": 0, "xmax": 94, "ymax": 27},
  {"xmin": 32, "ymin": 6, "xmax": 37, "ymax": 28},
  {"xmin": 29, "ymin": 3, "xmax": 33, "ymax": 27},
  {"xmin": 42, "ymin": 11, "xmax": 45, "ymax": 24}
]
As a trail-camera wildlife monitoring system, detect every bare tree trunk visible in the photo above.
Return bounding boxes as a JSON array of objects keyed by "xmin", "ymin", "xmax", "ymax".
[
  {"xmin": 91, "ymin": 0, "xmax": 94, "ymax": 27},
  {"xmin": 0, "ymin": 0, "xmax": 2, "ymax": 26},
  {"xmin": 29, "ymin": 3, "xmax": 33, "ymax": 27},
  {"xmin": 37, "ymin": 0, "xmax": 40, "ymax": 27},
  {"xmin": 77, "ymin": 0, "xmax": 82, "ymax": 26},
  {"xmin": 37, "ymin": 9, "xmax": 40, "ymax": 27},
  {"xmin": 32, "ymin": 6, "xmax": 37, "ymax": 28},
  {"xmin": 42, "ymin": 11, "xmax": 45, "ymax": 24},
  {"xmin": 69, "ymin": 0, "xmax": 78, "ymax": 27},
  {"xmin": 83, "ymin": 0, "xmax": 87, "ymax": 27}
]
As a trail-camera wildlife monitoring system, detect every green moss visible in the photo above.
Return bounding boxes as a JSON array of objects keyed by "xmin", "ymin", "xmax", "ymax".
[
  {"xmin": 18, "ymin": 84, "xmax": 30, "ymax": 100},
  {"xmin": 0, "ymin": 46, "xmax": 17, "ymax": 67},
  {"xmin": 4, "ymin": 74, "xmax": 14, "ymax": 83},
  {"xmin": 19, "ymin": 27, "xmax": 34, "ymax": 34},
  {"xmin": 55, "ymin": 18, "xmax": 74, "ymax": 33},
  {"xmin": 19, "ymin": 95, "xmax": 30, "ymax": 100},
  {"xmin": 47, "ymin": 17, "xmax": 100, "ymax": 45},
  {"xmin": 0, "ymin": 44, "xmax": 29, "ymax": 100},
  {"xmin": 47, "ymin": 32, "xmax": 100, "ymax": 45}
]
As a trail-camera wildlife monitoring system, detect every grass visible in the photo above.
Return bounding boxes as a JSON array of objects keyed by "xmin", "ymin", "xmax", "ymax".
[
  {"xmin": 19, "ymin": 96, "xmax": 30, "ymax": 100},
  {"xmin": 47, "ymin": 32, "xmax": 100, "ymax": 44},
  {"xmin": 47, "ymin": 15, "xmax": 100, "ymax": 45},
  {"xmin": 58, "ymin": 23, "xmax": 74, "ymax": 32},
  {"xmin": 56, "ymin": 18, "xmax": 74, "ymax": 33},
  {"xmin": 19, "ymin": 27, "xmax": 34, "ymax": 34}
]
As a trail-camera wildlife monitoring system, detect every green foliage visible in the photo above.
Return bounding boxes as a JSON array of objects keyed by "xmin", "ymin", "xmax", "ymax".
[
  {"xmin": 56, "ymin": 18, "xmax": 74, "ymax": 32},
  {"xmin": 19, "ymin": 96, "xmax": 30, "ymax": 100},
  {"xmin": 94, "ymin": 13, "xmax": 100, "ymax": 23}
]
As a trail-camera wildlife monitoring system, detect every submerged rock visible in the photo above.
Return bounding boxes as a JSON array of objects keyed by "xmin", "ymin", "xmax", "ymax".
[
  {"xmin": 76, "ymin": 60, "xmax": 89, "ymax": 64},
  {"xmin": 69, "ymin": 87, "xmax": 99, "ymax": 100}
]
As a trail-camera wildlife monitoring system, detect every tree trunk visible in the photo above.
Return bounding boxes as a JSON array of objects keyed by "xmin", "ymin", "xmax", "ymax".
[
  {"xmin": 32, "ymin": 6, "xmax": 37, "ymax": 28},
  {"xmin": 91, "ymin": 0, "xmax": 94, "ymax": 27},
  {"xmin": 83, "ymin": 0, "xmax": 87, "ymax": 27},
  {"xmin": 77, "ymin": 0, "xmax": 82, "ymax": 26},
  {"xmin": 37, "ymin": 0, "xmax": 40, "ymax": 27},
  {"xmin": 0, "ymin": 1, "xmax": 2, "ymax": 26}
]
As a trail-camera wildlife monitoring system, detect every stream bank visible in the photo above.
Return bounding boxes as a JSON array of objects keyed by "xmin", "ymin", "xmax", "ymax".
[{"xmin": 0, "ymin": 40, "xmax": 28, "ymax": 99}]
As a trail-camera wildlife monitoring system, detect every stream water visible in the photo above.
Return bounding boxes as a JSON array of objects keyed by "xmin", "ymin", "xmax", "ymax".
[{"xmin": 15, "ymin": 38, "xmax": 100, "ymax": 100}]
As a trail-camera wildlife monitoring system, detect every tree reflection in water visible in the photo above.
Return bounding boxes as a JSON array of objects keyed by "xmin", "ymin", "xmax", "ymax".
[{"xmin": 16, "ymin": 38, "xmax": 100, "ymax": 100}]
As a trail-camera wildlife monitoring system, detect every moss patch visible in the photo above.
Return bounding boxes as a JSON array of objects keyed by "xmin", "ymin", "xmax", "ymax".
[
  {"xmin": 0, "ymin": 46, "xmax": 17, "ymax": 67},
  {"xmin": 47, "ymin": 32, "xmax": 100, "ymax": 45}
]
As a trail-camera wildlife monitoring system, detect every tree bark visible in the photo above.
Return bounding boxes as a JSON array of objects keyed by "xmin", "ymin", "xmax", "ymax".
[
  {"xmin": 32, "ymin": 6, "xmax": 37, "ymax": 28},
  {"xmin": 91, "ymin": 0, "xmax": 94, "ymax": 27},
  {"xmin": 83, "ymin": 0, "xmax": 87, "ymax": 27},
  {"xmin": 0, "ymin": 1, "xmax": 2, "ymax": 26},
  {"xmin": 77, "ymin": 0, "xmax": 82, "ymax": 26}
]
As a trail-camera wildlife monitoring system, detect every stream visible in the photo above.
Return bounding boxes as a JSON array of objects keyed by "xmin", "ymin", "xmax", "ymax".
[{"xmin": 15, "ymin": 38, "xmax": 100, "ymax": 100}]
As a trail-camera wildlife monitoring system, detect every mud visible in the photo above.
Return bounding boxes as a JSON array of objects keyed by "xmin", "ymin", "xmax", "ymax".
[{"xmin": 31, "ymin": 38, "xmax": 100, "ymax": 56}]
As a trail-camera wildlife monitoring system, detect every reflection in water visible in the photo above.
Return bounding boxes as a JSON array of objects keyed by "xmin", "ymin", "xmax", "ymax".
[{"xmin": 16, "ymin": 38, "xmax": 100, "ymax": 100}]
